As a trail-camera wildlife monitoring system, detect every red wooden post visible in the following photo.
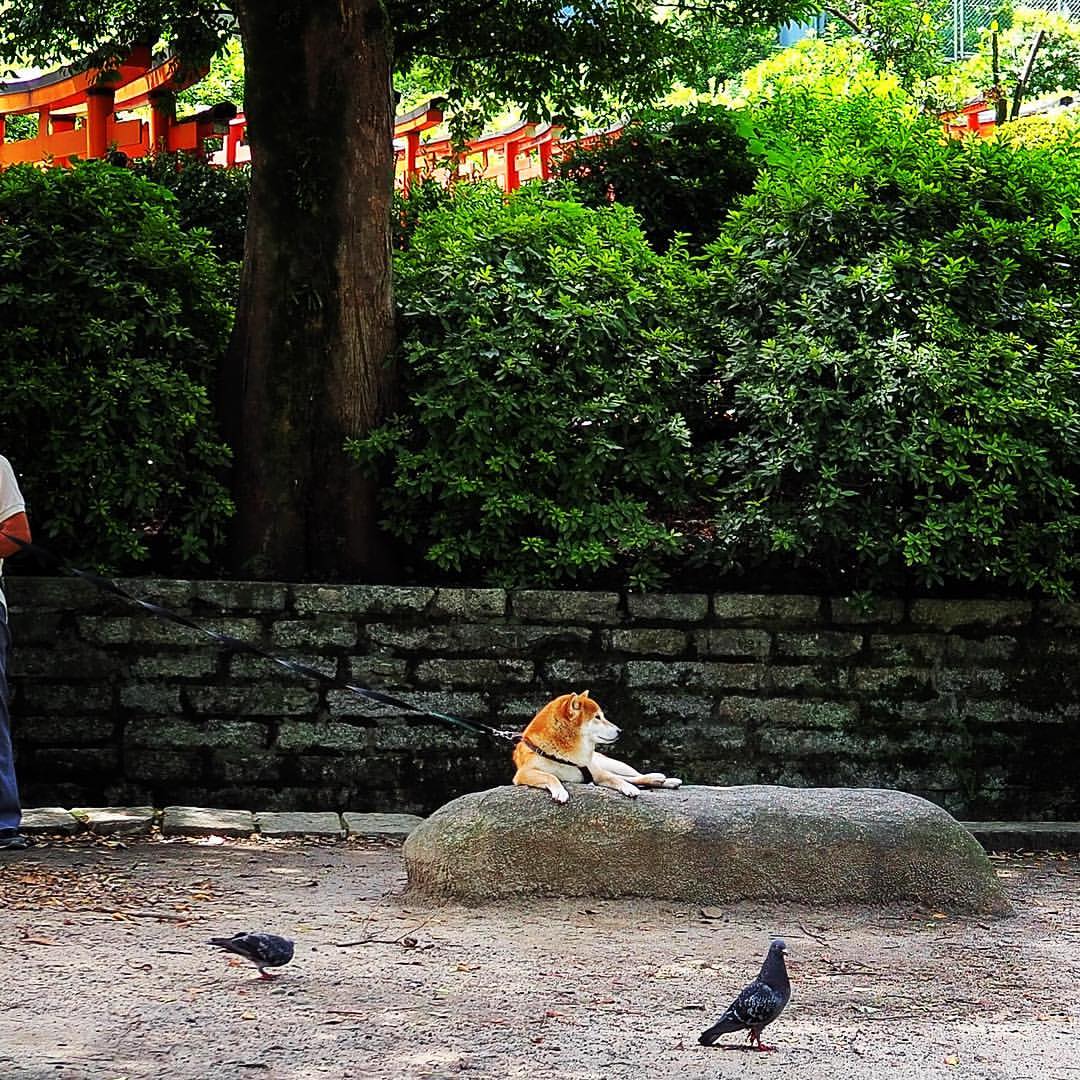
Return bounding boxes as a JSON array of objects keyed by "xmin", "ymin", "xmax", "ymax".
[
  {"xmin": 538, "ymin": 137, "xmax": 555, "ymax": 179},
  {"xmin": 85, "ymin": 86, "xmax": 115, "ymax": 159},
  {"xmin": 505, "ymin": 138, "xmax": 522, "ymax": 191},
  {"xmin": 404, "ymin": 130, "xmax": 420, "ymax": 193},
  {"xmin": 148, "ymin": 88, "xmax": 174, "ymax": 153},
  {"xmin": 225, "ymin": 116, "xmax": 245, "ymax": 165}
]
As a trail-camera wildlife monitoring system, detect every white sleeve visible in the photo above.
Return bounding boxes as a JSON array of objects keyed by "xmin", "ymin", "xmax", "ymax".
[{"xmin": 0, "ymin": 456, "xmax": 27, "ymax": 523}]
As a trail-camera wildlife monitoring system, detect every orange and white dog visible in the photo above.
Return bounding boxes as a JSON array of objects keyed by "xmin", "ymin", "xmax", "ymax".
[{"xmin": 512, "ymin": 690, "xmax": 682, "ymax": 803}]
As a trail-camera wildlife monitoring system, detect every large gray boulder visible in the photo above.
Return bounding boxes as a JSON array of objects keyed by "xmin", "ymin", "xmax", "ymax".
[{"xmin": 404, "ymin": 784, "xmax": 1010, "ymax": 915}]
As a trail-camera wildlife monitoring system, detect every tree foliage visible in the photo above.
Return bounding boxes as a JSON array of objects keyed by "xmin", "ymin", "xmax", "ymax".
[
  {"xmin": 823, "ymin": 0, "xmax": 945, "ymax": 88},
  {"xmin": 175, "ymin": 35, "xmax": 244, "ymax": 114},
  {"xmin": 2, "ymin": 1, "xmax": 809, "ymax": 127},
  {"xmin": 959, "ymin": 8, "xmax": 1080, "ymax": 101}
]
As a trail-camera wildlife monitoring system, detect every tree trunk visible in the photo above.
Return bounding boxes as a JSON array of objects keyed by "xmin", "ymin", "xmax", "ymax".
[{"xmin": 224, "ymin": 0, "xmax": 397, "ymax": 580}]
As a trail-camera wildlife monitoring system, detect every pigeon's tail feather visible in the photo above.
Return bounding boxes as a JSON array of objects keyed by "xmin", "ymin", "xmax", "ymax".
[{"xmin": 698, "ymin": 1016, "xmax": 744, "ymax": 1045}]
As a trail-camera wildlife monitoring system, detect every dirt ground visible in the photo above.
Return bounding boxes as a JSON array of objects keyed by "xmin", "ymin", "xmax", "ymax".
[{"xmin": 0, "ymin": 838, "xmax": 1076, "ymax": 1080}]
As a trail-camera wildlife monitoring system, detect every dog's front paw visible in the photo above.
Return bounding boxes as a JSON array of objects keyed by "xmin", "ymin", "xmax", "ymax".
[
  {"xmin": 618, "ymin": 781, "xmax": 640, "ymax": 798},
  {"xmin": 661, "ymin": 777, "xmax": 683, "ymax": 789},
  {"xmin": 549, "ymin": 787, "xmax": 570, "ymax": 804},
  {"xmin": 638, "ymin": 772, "xmax": 668, "ymax": 784}
]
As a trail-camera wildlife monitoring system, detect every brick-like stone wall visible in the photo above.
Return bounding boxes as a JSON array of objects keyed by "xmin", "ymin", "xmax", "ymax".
[{"xmin": 6, "ymin": 578, "xmax": 1079, "ymax": 818}]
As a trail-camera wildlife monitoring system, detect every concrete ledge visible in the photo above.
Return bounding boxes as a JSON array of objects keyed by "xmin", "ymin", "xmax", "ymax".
[
  {"xmin": 19, "ymin": 807, "xmax": 80, "ymax": 835},
  {"xmin": 963, "ymin": 821, "xmax": 1080, "ymax": 852},
  {"xmin": 71, "ymin": 806, "xmax": 155, "ymax": 835},
  {"xmin": 21, "ymin": 803, "xmax": 1072, "ymax": 859},
  {"xmin": 255, "ymin": 811, "xmax": 344, "ymax": 838},
  {"xmin": 404, "ymin": 785, "xmax": 1011, "ymax": 915},
  {"xmin": 16, "ymin": 804, "xmax": 430, "ymax": 840},
  {"xmin": 161, "ymin": 806, "xmax": 255, "ymax": 838},
  {"xmin": 343, "ymin": 812, "xmax": 424, "ymax": 840}
]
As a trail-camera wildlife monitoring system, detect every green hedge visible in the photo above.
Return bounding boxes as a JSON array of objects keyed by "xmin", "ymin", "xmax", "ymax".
[
  {"xmin": 351, "ymin": 184, "xmax": 706, "ymax": 589},
  {"xmin": 0, "ymin": 161, "xmax": 234, "ymax": 571},
  {"xmin": 130, "ymin": 151, "xmax": 250, "ymax": 266},
  {"xmin": 687, "ymin": 95, "xmax": 1080, "ymax": 598},
  {"xmin": 552, "ymin": 104, "xmax": 758, "ymax": 251}
]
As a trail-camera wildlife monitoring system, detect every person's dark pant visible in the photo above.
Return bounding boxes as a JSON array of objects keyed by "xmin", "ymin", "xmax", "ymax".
[{"xmin": 0, "ymin": 604, "xmax": 20, "ymax": 833}]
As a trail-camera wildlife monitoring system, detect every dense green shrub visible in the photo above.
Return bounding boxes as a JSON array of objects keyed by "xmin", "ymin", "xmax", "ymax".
[
  {"xmin": 350, "ymin": 184, "xmax": 706, "ymax": 588},
  {"xmin": 391, "ymin": 177, "xmax": 454, "ymax": 250},
  {"xmin": 552, "ymin": 104, "xmax": 758, "ymax": 250},
  {"xmin": 130, "ymin": 151, "xmax": 249, "ymax": 266},
  {"xmin": 0, "ymin": 161, "xmax": 234, "ymax": 571},
  {"xmin": 688, "ymin": 97, "xmax": 1080, "ymax": 598},
  {"xmin": 998, "ymin": 109, "xmax": 1080, "ymax": 148}
]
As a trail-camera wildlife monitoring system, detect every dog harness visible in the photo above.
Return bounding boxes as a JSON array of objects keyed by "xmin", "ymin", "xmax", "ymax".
[{"xmin": 520, "ymin": 736, "xmax": 594, "ymax": 784}]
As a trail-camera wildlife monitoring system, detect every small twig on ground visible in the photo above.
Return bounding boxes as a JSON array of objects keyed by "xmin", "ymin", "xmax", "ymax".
[
  {"xmin": 334, "ymin": 911, "xmax": 437, "ymax": 948},
  {"xmin": 91, "ymin": 907, "xmax": 191, "ymax": 922},
  {"xmin": 821, "ymin": 957, "xmax": 877, "ymax": 973},
  {"xmin": 798, "ymin": 923, "xmax": 831, "ymax": 947},
  {"xmin": 341, "ymin": 889, "xmax": 394, "ymax": 938}
]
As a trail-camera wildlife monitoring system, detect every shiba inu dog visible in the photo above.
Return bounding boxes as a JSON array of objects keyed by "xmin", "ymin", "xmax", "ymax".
[{"xmin": 512, "ymin": 690, "xmax": 682, "ymax": 803}]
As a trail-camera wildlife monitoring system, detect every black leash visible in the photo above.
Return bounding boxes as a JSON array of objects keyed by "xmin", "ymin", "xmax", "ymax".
[{"xmin": 0, "ymin": 533, "xmax": 522, "ymax": 744}]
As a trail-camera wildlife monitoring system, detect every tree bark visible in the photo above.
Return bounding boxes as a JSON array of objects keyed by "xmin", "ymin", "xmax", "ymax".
[{"xmin": 224, "ymin": 0, "xmax": 397, "ymax": 580}]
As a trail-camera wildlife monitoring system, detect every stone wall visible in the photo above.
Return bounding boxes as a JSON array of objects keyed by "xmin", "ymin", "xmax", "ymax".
[{"xmin": 6, "ymin": 578, "xmax": 1079, "ymax": 818}]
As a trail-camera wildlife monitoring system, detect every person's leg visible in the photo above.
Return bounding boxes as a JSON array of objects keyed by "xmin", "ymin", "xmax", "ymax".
[{"xmin": 0, "ymin": 605, "xmax": 26, "ymax": 846}]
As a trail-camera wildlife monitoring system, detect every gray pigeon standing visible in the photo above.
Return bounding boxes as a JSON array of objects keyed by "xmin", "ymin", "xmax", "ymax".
[
  {"xmin": 699, "ymin": 938, "xmax": 791, "ymax": 1052},
  {"xmin": 209, "ymin": 932, "xmax": 295, "ymax": 979}
]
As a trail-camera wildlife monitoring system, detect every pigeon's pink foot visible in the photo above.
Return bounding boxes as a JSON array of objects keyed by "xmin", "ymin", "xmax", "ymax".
[
  {"xmin": 257, "ymin": 970, "xmax": 280, "ymax": 980},
  {"xmin": 754, "ymin": 1043, "xmax": 777, "ymax": 1053}
]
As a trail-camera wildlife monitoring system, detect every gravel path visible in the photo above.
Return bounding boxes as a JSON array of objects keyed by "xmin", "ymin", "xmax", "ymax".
[{"xmin": 0, "ymin": 838, "xmax": 1076, "ymax": 1080}]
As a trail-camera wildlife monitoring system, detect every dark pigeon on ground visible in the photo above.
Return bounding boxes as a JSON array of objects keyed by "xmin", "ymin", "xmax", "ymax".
[
  {"xmin": 699, "ymin": 938, "xmax": 791, "ymax": 1052},
  {"xmin": 209, "ymin": 932, "xmax": 295, "ymax": 978}
]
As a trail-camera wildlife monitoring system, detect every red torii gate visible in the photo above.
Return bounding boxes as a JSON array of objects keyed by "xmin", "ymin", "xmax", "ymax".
[
  {"xmin": 0, "ymin": 46, "xmax": 227, "ymax": 168},
  {"xmin": 217, "ymin": 102, "xmax": 622, "ymax": 191},
  {"xmin": 1, "ymin": 48, "xmax": 624, "ymax": 189}
]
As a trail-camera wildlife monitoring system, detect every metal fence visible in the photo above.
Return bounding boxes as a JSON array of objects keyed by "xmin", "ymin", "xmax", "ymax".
[{"xmin": 939, "ymin": 0, "xmax": 1080, "ymax": 60}]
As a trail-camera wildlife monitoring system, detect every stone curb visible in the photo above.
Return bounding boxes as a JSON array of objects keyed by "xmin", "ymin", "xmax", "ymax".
[
  {"xmin": 14, "ymin": 807, "xmax": 1079, "ymax": 851},
  {"xmin": 962, "ymin": 821, "xmax": 1080, "ymax": 853},
  {"xmin": 18, "ymin": 806, "xmax": 425, "ymax": 841}
]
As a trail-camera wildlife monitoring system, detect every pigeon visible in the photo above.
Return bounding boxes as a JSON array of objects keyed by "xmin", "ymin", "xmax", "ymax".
[
  {"xmin": 698, "ymin": 938, "xmax": 791, "ymax": 1052},
  {"xmin": 209, "ymin": 932, "xmax": 295, "ymax": 979}
]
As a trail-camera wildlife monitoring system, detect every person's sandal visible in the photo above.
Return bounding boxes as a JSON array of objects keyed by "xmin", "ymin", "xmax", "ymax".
[{"xmin": 0, "ymin": 832, "xmax": 30, "ymax": 850}]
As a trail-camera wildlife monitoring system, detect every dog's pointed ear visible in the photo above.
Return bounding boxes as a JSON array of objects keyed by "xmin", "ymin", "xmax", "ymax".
[
  {"xmin": 569, "ymin": 692, "xmax": 583, "ymax": 712},
  {"xmin": 580, "ymin": 689, "xmax": 591, "ymax": 700}
]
